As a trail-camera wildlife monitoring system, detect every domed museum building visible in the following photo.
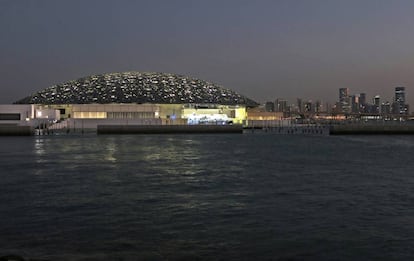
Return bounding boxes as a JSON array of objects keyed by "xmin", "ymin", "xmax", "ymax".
[{"xmin": 6, "ymin": 72, "xmax": 258, "ymax": 129}]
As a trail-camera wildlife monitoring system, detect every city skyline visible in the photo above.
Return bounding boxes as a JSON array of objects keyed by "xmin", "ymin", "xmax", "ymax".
[
  {"xmin": 270, "ymin": 86, "xmax": 410, "ymax": 114},
  {"xmin": 1, "ymin": 0, "xmax": 414, "ymax": 105}
]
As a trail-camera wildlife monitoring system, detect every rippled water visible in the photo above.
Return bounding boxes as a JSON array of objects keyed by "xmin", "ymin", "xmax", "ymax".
[{"xmin": 1, "ymin": 134, "xmax": 414, "ymax": 260}]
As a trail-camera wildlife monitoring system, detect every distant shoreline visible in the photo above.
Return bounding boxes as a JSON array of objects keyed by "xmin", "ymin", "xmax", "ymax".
[
  {"xmin": 329, "ymin": 124, "xmax": 414, "ymax": 135},
  {"xmin": 2, "ymin": 124, "xmax": 414, "ymax": 136}
]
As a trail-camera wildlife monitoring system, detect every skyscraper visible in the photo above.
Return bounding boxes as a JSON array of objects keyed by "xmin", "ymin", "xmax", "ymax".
[
  {"xmin": 351, "ymin": 95, "xmax": 359, "ymax": 113},
  {"xmin": 265, "ymin": 101, "xmax": 275, "ymax": 112},
  {"xmin": 373, "ymin": 95, "xmax": 381, "ymax": 114},
  {"xmin": 381, "ymin": 101, "xmax": 391, "ymax": 115},
  {"xmin": 297, "ymin": 98, "xmax": 303, "ymax": 113},
  {"xmin": 339, "ymin": 88, "xmax": 350, "ymax": 113},
  {"xmin": 359, "ymin": 93, "xmax": 367, "ymax": 113},
  {"xmin": 395, "ymin": 87, "xmax": 405, "ymax": 103},
  {"xmin": 339, "ymin": 88, "xmax": 349, "ymax": 102},
  {"xmin": 275, "ymin": 99, "xmax": 288, "ymax": 113},
  {"xmin": 394, "ymin": 87, "xmax": 407, "ymax": 114},
  {"xmin": 304, "ymin": 100, "xmax": 313, "ymax": 113},
  {"xmin": 315, "ymin": 100, "xmax": 322, "ymax": 113}
]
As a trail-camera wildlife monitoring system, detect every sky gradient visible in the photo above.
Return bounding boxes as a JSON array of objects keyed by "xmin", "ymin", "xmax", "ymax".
[{"xmin": 1, "ymin": 0, "xmax": 414, "ymax": 106}]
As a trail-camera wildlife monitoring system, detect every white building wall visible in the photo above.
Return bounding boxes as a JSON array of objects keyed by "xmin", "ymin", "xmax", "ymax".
[
  {"xmin": 34, "ymin": 107, "xmax": 61, "ymax": 121},
  {"xmin": 71, "ymin": 104, "xmax": 159, "ymax": 118},
  {"xmin": 0, "ymin": 104, "xmax": 34, "ymax": 125},
  {"xmin": 66, "ymin": 118, "xmax": 162, "ymax": 130}
]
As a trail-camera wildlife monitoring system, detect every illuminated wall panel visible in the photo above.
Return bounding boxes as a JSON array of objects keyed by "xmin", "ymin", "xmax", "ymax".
[{"xmin": 73, "ymin": 112, "xmax": 107, "ymax": 119}]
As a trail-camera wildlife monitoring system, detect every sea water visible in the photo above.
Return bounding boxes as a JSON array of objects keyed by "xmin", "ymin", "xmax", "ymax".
[{"xmin": 0, "ymin": 133, "xmax": 413, "ymax": 260}]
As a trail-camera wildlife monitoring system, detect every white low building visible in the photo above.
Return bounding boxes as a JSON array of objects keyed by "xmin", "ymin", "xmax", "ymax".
[{"xmin": 0, "ymin": 104, "xmax": 60, "ymax": 127}]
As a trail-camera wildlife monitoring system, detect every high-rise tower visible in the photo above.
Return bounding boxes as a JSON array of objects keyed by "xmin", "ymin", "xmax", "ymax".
[
  {"xmin": 359, "ymin": 93, "xmax": 367, "ymax": 113},
  {"xmin": 394, "ymin": 87, "xmax": 406, "ymax": 114},
  {"xmin": 373, "ymin": 95, "xmax": 381, "ymax": 114},
  {"xmin": 339, "ymin": 88, "xmax": 350, "ymax": 113}
]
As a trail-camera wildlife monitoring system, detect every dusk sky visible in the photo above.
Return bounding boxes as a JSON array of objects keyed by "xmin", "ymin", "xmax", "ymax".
[{"xmin": 1, "ymin": 0, "xmax": 414, "ymax": 106}]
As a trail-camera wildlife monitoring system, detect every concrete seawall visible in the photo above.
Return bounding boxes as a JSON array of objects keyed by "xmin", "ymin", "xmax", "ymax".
[
  {"xmin": 244, "ymin": 126, "xmax": 330, "ymax": 135},
  {"xmin": 97, "ymin": 124, "xmax": 243, "ymax": 134},
  {"xmin": 330, "ymin": 125, "xmax": 414, "ymax": 135},
  {"xmin": 0, "ymin": 125, "xmax": 33, "ymax": 136}
]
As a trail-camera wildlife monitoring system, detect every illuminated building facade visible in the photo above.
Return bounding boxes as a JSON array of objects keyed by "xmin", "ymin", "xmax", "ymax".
[
  {"xmin": 10, "ymin": 72, "xmax": 257, "ymax": 129},
  {"xmin": 339, "ymin": 88, "xmax": 351, "ymax": 113},
  {"xmin": 373, "ymin": 95, "xmax": 381, "ymax": 114},
  {"xmin": 0, "ymin": 104, "xmax": 60, "ymax": 127},
  {"xmin": 393, "ymin": 87, "xmax": 408, "ymax": 115}
]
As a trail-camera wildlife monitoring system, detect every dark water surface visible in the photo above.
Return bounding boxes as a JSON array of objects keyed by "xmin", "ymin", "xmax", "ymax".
[{"xmin": 0, "ymin": 134, "xmax": 413, "ymax": 260}]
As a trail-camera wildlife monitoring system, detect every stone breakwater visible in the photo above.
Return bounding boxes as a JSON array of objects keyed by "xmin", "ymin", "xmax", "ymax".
[
  {"xmin": 3, "ymin": 124, "xmax": 414, "ymax": 136},
  {"xmin": 0, "ymin": 125, "xmax": 33, "ymax": 136},
  {"xmin": 97, "ymin": 124, "xmax": 244, "ymax": 134},
  {"xmin": 244, "ymin": 124, "xmax": 414, "ymax": 135},
  {"xmin": 329, "ymin": 124, "xmax": 414, "ymax": 135},
  {"xmin": 244, "ymin": 126, "xmax": 330, "ymax": 135}
]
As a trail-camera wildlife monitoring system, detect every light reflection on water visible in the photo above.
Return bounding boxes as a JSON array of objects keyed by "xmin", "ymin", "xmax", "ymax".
[
  {"xmin": 1, "ymin": 134, "xmax": 414, "ymax": 260},
  {"xmin": 103, "ymin": 138, "xmax": 117, "ymax": 162},
  {"xmin": 34, "ymin": 137, "xmax": 45, "ymax": 162}
]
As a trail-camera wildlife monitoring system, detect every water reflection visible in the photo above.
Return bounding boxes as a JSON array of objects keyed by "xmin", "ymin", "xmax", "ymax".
[
  {"xmin": 33, "ymin": 137, "xmax": 47, "ymax": 165},
  {"xmin": 28, "ymin": 135, "xmax": 248, "ymax": 212},
  {"xmin": 34, "ymin": 137, "xmax": 45, "ymax": 156},
  {"xmin": 140, "ymin": 137, "xmax": 203, "ymax": 174},
  {"xmin": 104, "ymin": 138, "xmax": 117, "ymax": 163},
  {"xmin": 131, "ymin": 136, "xmax": 248, "ymax": 211},
  {"xmin": 2, "ymin": 134, "xmax": 414, "ymax": 260}
]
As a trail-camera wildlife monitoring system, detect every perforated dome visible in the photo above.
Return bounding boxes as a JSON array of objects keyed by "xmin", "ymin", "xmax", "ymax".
[{"xmin": 15, "ymin": 72, "xmax": 258, "ymax": 106}]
